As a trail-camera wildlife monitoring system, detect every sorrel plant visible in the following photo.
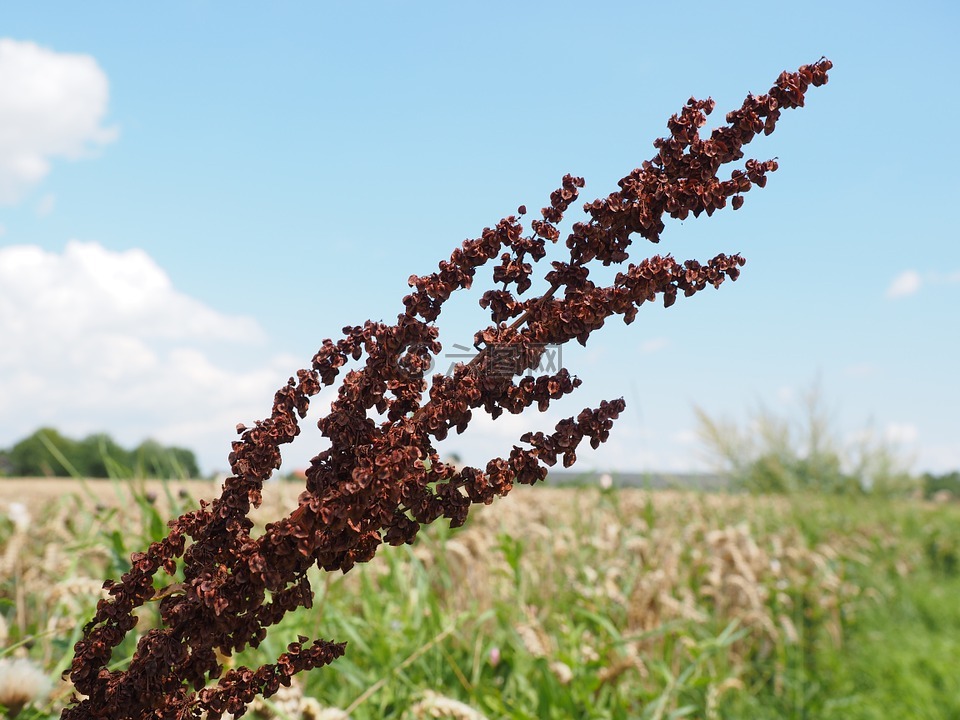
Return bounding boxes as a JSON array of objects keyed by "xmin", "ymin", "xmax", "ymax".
[{"xmin": 63, "ymin": 59, "xmax": 832, "ymax": 720}]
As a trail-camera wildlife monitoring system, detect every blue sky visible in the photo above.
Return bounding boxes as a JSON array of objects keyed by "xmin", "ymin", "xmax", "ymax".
[{"xmin": 1, "ymin": 2, "xmax": 957, "ymax": 476}]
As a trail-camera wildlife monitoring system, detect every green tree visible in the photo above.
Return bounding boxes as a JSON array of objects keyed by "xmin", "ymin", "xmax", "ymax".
[
  {"xmin": 922, "ymin": 471, "xmax": 960, "ymax": 500},
  {"xmin": 75, "ymin": 432, "xmax": 134, "ymax": 478},
  {"xmin": 132, "ymin": 439, "xmax": 199, "ymax": 479},
  {"xmin": 3, "ymin": 428, "xmax": 201, "ymax": 478},
  {"xmin": 7, "ymin": 427, "xmax": 80, "ymax": 477}
]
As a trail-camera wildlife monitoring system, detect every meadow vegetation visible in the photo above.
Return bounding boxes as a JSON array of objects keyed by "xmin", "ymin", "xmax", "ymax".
[{"xmin": 2, "ymin": 478, "xmax": 958, "ymax": 719}]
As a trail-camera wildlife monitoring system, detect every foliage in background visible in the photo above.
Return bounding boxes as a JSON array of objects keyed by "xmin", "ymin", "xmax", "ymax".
[
  {"xmin": 920, "ymin": 470, "xmax": 960, "ymax": 501},
  {"xmin": 695, "ymin": 387, "xmax": 917, "ymax": 497},
  {"xmin": 0, "ymin": 428, "xmax": 200, "ymax": 480}
]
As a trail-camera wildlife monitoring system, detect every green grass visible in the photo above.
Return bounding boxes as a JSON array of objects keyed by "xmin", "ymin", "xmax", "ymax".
[{"xmin": 716, "ymin": 498, "xmax": 960, "ymax": 719}]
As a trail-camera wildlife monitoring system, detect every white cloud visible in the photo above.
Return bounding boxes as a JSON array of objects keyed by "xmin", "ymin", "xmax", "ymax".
[
  {"xmin": 883, "ymin": 269, "xmax": 960, "ymax": 299},
  {"xmin": 0, "ymin": 241, "xmax": 301, "ymax": 473},
  {"xmin": 0, "ymin": 241, "xmax": 262, "ymax": 343},
  {"xmin": 885, "ymin": 270, "xmax": 922, "ymax": 299},
  {"xmin": 0, "ymin": 38, "xmax": 117, "ymax": 204}
]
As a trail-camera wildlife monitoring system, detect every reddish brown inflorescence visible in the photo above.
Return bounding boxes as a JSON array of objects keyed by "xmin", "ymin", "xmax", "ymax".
[{"xmin": 63, "ymin": 59, "xmax": 831, "ymax": 720}]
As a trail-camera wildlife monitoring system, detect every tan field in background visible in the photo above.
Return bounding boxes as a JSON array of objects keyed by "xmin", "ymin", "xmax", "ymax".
[
  {"xmin": 0, "ymin": 477, "xmax": 308, "ymax": 522},
  {"xmin": 0, "ymin": 477, "xmax": 790, "ymax": 537},
  {"xmin": 0, "ymin": 477, "xmax": 215, "ymax": 511}
]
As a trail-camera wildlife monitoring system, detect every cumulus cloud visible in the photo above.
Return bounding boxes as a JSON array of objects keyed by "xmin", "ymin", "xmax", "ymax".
[
  {"xmin": 0, "ymin": 38, "xmax": 117, "ymax": 204},
  {"xmin": 886, "ymin": 270, "xmax": 922, "ymax": 299},
  {"xmin": 0, "ymin": 241, "xmax": 301, "ymax": 472}
]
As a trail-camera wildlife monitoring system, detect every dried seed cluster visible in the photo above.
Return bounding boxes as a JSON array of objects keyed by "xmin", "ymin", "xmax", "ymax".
[{"xmin": 64, "ymin": 59, "xmax": 831, "ymax": 720}]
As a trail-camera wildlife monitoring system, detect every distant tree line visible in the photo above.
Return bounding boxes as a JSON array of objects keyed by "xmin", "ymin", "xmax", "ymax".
[
  {"xmin": 0, "ymin": 428, "xmax": 200, "ymax": 479},
  {"xmin": 921, "ymin": 471, "xmax": 960, "ymax": 501}
]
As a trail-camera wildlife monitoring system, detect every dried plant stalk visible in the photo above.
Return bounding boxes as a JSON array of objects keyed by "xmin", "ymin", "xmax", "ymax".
[{"xmin": 63, "ymin": 59, "xmax": 832, "ymax": 720}]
